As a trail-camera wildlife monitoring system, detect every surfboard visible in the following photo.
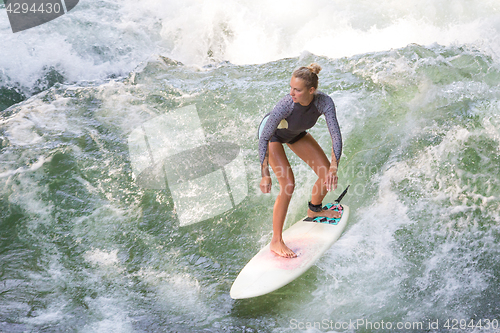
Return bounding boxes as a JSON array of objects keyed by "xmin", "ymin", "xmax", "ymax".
[{"xmin": 230, "ymin": 203, "xmax": 350, "ymax": 299}]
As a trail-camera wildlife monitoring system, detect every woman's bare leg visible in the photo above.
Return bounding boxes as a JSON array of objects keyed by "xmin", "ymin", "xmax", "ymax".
[
  {"xmin": 268, "ymin": 141, "xmax": 297, "ymax": 258},
  {"xmin": 287, "ymin": 133, "xmax": 341, "ymax": 219}
]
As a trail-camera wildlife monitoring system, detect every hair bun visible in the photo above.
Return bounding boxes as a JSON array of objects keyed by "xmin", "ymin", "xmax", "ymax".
[{"xmin": 307, "ymin": 63, "xmax": 322, "ymax": 75}]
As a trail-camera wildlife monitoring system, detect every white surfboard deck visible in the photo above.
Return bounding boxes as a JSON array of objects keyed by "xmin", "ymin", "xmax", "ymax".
[{"xmin": 230, "ymin": 205, "xmax": 350, "ymax": 299}]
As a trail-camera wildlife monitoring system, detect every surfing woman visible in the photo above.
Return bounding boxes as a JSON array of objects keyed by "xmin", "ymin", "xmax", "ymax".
[{"xmin": 258, "ymin": 63, "xmax": 342, "ymax": 258}]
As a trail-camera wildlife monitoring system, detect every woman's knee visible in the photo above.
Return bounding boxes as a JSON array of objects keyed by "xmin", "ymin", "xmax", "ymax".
[{"xmin": 280, "ymin": 181, "xmax": 295, "ymax": 196}]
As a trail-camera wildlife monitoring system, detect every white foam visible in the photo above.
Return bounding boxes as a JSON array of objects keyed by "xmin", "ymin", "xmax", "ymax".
[
  {"xmin": 84, "ymin": 248, "xmax": 121, "ymax": 268},
  {"xmin": 152, "ymin": 0, "xmax": 500, "ymax": 65},
  {"xmin": 80, "ymin": 297, "xmax": 134, "ymax": 333},
  {"xmin": 2, "ymin": 0, "xmax": 500, "ymax": 90},
  {"xmin": 131, "ymin": 267, "xmax": 210, "ymax": 318},
  {"xmin": 0, "ymin": 155, "xmax": 50, "ymax": 178}
]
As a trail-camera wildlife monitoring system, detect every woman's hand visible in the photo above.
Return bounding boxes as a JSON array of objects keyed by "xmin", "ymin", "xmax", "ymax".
[
  {"xmin": 260, "ymin": 176, "xmax": 272, "ymax": 193},
  {"xmin": 324, "ymin": 167, "xmax": 338, "ymax": 192}
]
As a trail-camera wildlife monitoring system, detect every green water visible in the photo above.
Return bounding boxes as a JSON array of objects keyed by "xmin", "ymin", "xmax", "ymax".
[{"xmin": 1, "ymin": 44, "xmax": 500, "ymax": 332}]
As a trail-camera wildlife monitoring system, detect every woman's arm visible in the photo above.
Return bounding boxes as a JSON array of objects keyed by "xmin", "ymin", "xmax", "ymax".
[
  {"xmin": 316, "ymin": 92, "xmax": 342, "ymax": 191},
  {"xmin": 258, "ymin": 95, "xmax": 294, "ymax": 193},
  {"xmin": 258, "ymin": 95, "xmax": 293, "ymax": 166},
  {"xmin": 260, "ymin": 149, "xmax": 272, "ymax": 193},
  {"xmin": 324, "ymin": 147, "xmax": 338, "ymax": 191}
]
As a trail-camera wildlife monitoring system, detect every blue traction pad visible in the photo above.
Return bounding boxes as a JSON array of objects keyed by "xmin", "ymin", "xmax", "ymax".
[{"xmin": 303, "ymin": 203, "xmax": 343, "ymax": 225}]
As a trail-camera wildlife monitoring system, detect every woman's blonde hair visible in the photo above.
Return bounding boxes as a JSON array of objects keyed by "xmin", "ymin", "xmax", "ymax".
[{"xmin": 292, "ymin": 63, "xmax": 322, "ymax": 89}]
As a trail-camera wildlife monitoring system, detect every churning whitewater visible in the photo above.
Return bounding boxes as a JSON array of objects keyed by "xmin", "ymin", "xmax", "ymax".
[{"xmin": 1, "ymin": 0, "xmax": 500, "ymax": 332}]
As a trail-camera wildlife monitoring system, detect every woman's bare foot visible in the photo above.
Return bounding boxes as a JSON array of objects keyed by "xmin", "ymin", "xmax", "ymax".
[
  {"xmin": 270, "ymin": 238, "xmax": 297, "ymax": 258},
  {"xmin": 307, "ymin": 207, "xmax": 341, "ymax": 219}
]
